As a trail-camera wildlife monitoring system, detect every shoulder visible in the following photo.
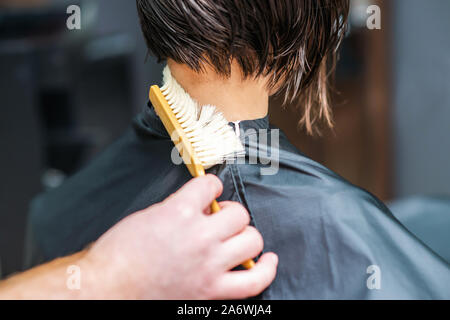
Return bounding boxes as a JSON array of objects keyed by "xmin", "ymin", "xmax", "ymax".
[
  {"xmin": 240, "ymin": 128, "xmax": 388, "ymax": 220},
  {"xmin": 236, "ymin": 130, "xmax": 397, "ymax": 254}
]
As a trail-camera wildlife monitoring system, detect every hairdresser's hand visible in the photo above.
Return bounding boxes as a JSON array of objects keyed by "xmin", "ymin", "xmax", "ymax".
[{"xmin": 81, "ymin": 175, "xmax": 278, "ymax": 299}]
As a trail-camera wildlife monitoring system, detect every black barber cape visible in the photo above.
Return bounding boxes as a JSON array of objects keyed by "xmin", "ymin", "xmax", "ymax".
[{"xmin": 26, "ymin": 103, "xmax": 450, "ymax": 299}]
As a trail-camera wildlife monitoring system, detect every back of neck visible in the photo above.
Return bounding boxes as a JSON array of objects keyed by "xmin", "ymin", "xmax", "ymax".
[{"xmin": 167, "ymin": 59, "xmax": 269, "ymax": 122}]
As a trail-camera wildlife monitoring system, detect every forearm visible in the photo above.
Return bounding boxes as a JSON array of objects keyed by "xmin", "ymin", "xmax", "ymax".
[{"xmin": 0, "ymin": 250, "xmax": 97, "ymax": 300}]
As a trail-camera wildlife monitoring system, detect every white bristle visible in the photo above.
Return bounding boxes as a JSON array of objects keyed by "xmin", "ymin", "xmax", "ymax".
[{"xmin": 160, "ymin": 66, "xmax": 245, "ymax": 168}]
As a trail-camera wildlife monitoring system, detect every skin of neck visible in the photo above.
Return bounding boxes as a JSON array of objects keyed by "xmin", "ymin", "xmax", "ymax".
[{"xmin": 167, "ymin": 59, "xmax": 270, "ymax": 122}]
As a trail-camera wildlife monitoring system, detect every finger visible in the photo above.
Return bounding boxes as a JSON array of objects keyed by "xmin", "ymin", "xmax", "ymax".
[
  {"xmin": 217, "ymin": 201, "xmax": 237, "ymax": 209},
  {"xmin": 206, "ymin": 202, "xmax": 250, "ymax": 240},
  {"xmin": 164, "ymin": 174, "xmax": 223, "ymax": 212},
  {"xmin": 213, "ymin": 252, "xmax": 279, "ymax": 299},
  {"xmin": 218, "ymin": 226, "xmax": 263, "ymax": 270},
  {"xmin": 205, "ymin": 200, "xmax": 240, "ymax": 215}
]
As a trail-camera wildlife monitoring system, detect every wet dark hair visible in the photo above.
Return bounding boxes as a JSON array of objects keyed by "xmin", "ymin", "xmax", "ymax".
[{"xmin": 136, "ymin": 0, "xmax": 349, "ymax": 134}]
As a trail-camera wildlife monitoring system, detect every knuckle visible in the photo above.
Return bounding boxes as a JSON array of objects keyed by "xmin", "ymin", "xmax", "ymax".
[
  {"xmin": 239, "ymin": 208, "xmax": 251, "ymax": 225},
  {"xmin": 206, "ymin": 174, "xmax": 222, "ymax": 190},
  {"xmin": 196, "ymin": 176, "xmax": 218, "ymax": 198},
  {"xmin": 202, "ymin": 281, "xmax": 220, "ymax": 299},
  {"xmin": 193, "ymin": 229, "xmax": 217, "ymax": 254},
  {"xmin": 206, "ymin": 177, "xmax": 219, "ymax": 192},
  {"xmin": 198, "ymin": 286, "xmax": 214, "ymax": 300},
  {"xmin": 254, "ymin": 230, "xmax": 264, "ymax": 250},
  {"xmin": 176, "ymin": 203, "xmax": 195, "ymax": 219},
  {"xmin": 242, "ymin": 278, "xmax": 260, "ymax": 298},
  {"xmin": 248, "ymin": 226, "xmax": 263, "ymax": 244},
  {"xmin": 198, "ymin": 230, "xmax": 214, "ymax": 244},
  {"xmin": 192, "ymin": 280, "xmax": 213, "ymax": 299},
  {"xmin": 245, "ymin": 227, "xmax": 264, "ymax": 255},
  {"xmin": 193, "ymin": 232, "xmax": 209, "ymax": 254},
  {"xmin": 230, "ymin": 203, "xmax": 250, "ymax": 225},
  {"xmin": 197, "ymin": 269, "xmax": 219, "ymax": 299},
  {"xmin": 193, "ymin": 236, "xmax": 209, "ymax": 254}
]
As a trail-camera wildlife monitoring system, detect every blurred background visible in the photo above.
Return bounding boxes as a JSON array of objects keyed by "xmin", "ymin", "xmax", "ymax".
[{"xmin": 0, "ymin": 0, "xmax": 449, "ymax": 277}]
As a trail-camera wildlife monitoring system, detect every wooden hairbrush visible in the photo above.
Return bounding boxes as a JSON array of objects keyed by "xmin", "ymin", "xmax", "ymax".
[{"xmin": 149, "ymin": 66, "xmax": 254, "ymax": 269}]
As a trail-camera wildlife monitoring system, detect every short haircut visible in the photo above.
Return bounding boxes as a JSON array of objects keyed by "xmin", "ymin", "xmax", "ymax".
[{"xmin": 136, "ymin": 0, "xmax": 349, "ymax": 134}]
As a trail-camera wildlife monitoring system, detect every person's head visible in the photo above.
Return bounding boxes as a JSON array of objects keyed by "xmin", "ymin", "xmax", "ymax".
[{"xmin": 136, "ymin": 0, "xmax": 349, "ymax": 134}]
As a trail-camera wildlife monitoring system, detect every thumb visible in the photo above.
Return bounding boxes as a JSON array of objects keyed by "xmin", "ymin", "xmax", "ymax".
[{"xmin": 164, "ymin": 174, "xmax": 223, "ymax": 212}]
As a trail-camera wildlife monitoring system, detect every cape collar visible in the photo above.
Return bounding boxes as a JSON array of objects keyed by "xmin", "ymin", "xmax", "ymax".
[{"xmin": 136, "ymin": 101, "xmax": 270, "ymax": 140}]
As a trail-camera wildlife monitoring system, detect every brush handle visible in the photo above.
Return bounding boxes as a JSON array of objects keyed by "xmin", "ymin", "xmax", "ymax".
[
  {"xmin": 210, "ymin": 200, "xmax": 256, "ymax": 270},
  {"xmin": 210, "ymin": 200, "xmax": 221, "ymax": 213}
]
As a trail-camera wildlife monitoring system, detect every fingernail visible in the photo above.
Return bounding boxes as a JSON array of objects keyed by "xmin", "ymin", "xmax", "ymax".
[{"xmin": 270, "ymin": 253, "xmax": 278, "ymax": 264}]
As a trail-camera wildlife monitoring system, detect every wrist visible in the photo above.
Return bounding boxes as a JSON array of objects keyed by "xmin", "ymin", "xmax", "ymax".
[
  {"xmin": 62, "ymin": 250, "xmax": 98, "ymax": 299},
  {"xmin": 78, "ymin": 247, "xmax": 134, "ymax": 299}
]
